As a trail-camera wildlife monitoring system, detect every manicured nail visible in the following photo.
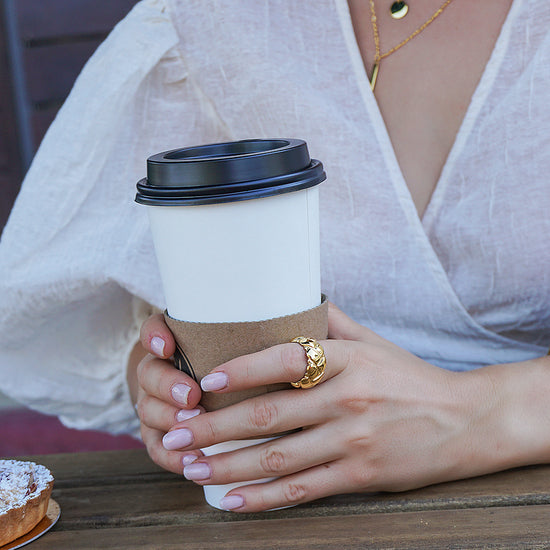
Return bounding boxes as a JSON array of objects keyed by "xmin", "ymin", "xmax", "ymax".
[
  {"xmin": 183, "ymin": 462, "xmax": 211, "ymax": 481},
  {"xmin": 171, "ymin": 383, "xmax": 191, "ymax": 405},
  {"xmin": 182, "ymin": 454, "xmax": 198, "ymax": 467},
  {"xmin": 219, "ymin": 495, "xmax": 245, "ymax": 511},
  {"xmin": 162, "ymin": 428, "xmax": 193, "ymax": 450},
  {"xmin": 150, "ymin": 336, "xmax": 166, "ymax": 357},
  {"xmin": 201, "ymin": 372, "xmax": 228, "ymax": 391},
  {"xmin": 176, "ymin": 408, "xmax": 201, "ymax": 422}
]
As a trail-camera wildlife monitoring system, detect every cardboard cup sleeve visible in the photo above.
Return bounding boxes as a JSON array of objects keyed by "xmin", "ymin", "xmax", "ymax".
[{"xmin": 164, "ymin": 295, "xmax": 328, "ymax": 412}]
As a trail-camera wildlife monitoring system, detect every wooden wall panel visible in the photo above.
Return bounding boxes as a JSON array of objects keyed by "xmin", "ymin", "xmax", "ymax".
[
  {"xmin": 16, "ymin": 0, "xmax": 137, "ymax": 40},
  {"xmin": 25, "ymin": 41, "xmax": 103, "ymax": 104},
  {"xmin": 0, "ymin": 0, "xmax": 138, "ymax": 232},
  {"xmin": 0, "ymin": 3, "xmax": 23, "ymax": 230}
]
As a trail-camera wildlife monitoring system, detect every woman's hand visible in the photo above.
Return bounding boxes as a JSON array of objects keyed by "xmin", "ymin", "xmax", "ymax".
[
  {"xmin": 135, "ymin": 314, "xmax": 204, "ymax": 473},
  {"xmin": 157, "ymin": 303, "xmax": 505, "ymax": 512}
]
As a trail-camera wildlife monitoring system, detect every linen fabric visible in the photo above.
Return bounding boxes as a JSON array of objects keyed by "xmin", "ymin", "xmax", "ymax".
[{"xmin": 0, "ymin": 0, "xmax": 548, "ymax": 435}]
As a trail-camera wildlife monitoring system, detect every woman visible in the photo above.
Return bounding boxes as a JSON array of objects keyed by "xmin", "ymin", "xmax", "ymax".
[
  {"xmin": 1, "ymin": 0, "xmax": 549, "ymax": 512},
  {"xmin": 129, "ymin": 0, "xmax": 550, "ymax": 512}
]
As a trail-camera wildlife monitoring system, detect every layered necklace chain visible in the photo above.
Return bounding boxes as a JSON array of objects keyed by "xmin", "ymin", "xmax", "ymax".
[{"xmin": 369, "ymin": 0, "xmax": 455, "ymax": 91}]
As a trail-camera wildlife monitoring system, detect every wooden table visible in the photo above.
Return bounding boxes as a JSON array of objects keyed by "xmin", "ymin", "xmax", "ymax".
[{"xmin": 19, "ymin": 449, "xmax": 550, "ymax": 549}]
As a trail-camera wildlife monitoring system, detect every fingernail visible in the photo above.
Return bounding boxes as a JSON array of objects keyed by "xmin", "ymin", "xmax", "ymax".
[
  {"xmin": 162, "ymin": 428, "xmax": 193, "ymax": 450},
  {"xmin": 150, "ymin": 336, "xmax": 166, "ymax": 357},
  {"xmin": 183, "ymin": 462, "xmax": 211, "ymax": 481},
  {"xmin": 172, "ymin": 383, "xmax": 191, "ymax": 405},
  {"xmin": 219, "ymin": 495, "xmax": 245, "ymax": 511},
  {"xmin": 182, "ymin": 454, "xmax": 198, "ymax": 466},
  {"xmin": 176, "ymin": 408, "xmax": 201, "ymax": 422},
  {"xmin": 201, "ymin": 372, "xmax": 228, "ymax": 391}
]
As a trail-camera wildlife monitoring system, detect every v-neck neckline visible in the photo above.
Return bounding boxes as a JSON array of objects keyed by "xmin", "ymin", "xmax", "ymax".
[
  {"xmin": 334, "ymin": 0, "xmax": 521, "ymax": 232},
  {"xmin": 334, "ymin": 0, "xmax": 524, "ymax": 331}
]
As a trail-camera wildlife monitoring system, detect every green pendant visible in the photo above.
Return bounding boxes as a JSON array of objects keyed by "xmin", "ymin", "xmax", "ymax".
[{"xmin": 390, "ymin": 1, "xmax": 409, "ymax": 19}]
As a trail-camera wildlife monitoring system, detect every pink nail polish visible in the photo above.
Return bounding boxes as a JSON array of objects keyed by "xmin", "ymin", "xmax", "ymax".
[
  {"xmin": 219, "ymin": 495, "xmax": 244, "ymax": 510},
  {"xmin": 171, "ymin": 383, "xmax": 191, "ymax": 405},
  {"xmin": 176, "ymin": 408, "xmax": 201, "ymax": 422},
  {"xmin": 150, "ymin": 336, "xmax": 166, "ymax": 356},
  {"xmin": 183, "ymin": 462, "xmax": 211, "ymax": 481},
  {"xmin": 201, "ymin": 372, "xmax": 228, "ymax": 391},
  {"xmin": 182, "ymin": 454, "xmax": 198, "ymax": 467},
  {"xmin": 162, "ymin": 428, "xmax": 193, "ymax": 450}
]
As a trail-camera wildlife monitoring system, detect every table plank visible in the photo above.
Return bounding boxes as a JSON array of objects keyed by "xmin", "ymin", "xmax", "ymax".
[
  {"xmin": 24, "ymin": 449, "xmax": 169, "ymax": 487},
  {"xmin": 29, "ymin": 449, "xmax": 550, "ymax": 499},
  {"xmin": 47, "ymin": 473, "xmax": 550, "ymax": 530},
  {"xmin": 27, "ymin": 505, "xmax": 550, "ymax": 549},
  {"xmin": 15, "ymin": 450, "xmax": 550, "ymax": 548},
  {"xmin": 22, "ymin": 450, "xmax": 550, "ymax": 529}
]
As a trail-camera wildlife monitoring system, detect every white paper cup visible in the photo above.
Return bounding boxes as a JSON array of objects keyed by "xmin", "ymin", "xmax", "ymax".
[
  {"xmin": 136, "ymin": 139, "xmax": 326, "ymax": 508},
  {"xmin": 146, "ymin": 186, "xmax": 319, "ymax": 321}
]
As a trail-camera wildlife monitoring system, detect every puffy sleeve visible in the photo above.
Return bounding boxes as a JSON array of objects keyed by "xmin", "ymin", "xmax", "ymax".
[{"xmin": 0, "ymin": 0, "xmax": 219, "ymax": 435}]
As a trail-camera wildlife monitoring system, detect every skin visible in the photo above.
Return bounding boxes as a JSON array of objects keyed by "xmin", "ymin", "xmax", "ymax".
[
  {"xmin": 127, "ymin": 0, "xmax": 550, "ymax": 512},
  {"xmin": 347, "ymin": 0, "xmax": 513, "ymax": 217},
  {"xmin": 132, "ymin": 306, "xmax": 550, "ymax": 512}
]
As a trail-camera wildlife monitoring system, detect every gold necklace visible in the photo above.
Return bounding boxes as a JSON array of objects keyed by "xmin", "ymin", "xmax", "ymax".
[{"xmin": 369, "ymin": 0, "xmax": 455, "ymax": 91}]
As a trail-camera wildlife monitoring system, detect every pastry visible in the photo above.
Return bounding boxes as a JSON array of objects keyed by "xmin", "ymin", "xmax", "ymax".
[{"xmin": 0, "ymin": 460, "xmax": 54, "ymax": 546}]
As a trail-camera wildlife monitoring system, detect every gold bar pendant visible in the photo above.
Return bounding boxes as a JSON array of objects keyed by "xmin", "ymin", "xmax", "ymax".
[{"xmin": 369, "ymin": 62, "xmax": 379, "ymax": 92}]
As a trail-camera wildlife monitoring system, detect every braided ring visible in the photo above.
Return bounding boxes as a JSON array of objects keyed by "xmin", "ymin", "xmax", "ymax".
[{"xmin": 290, "ymin": 337, "xmax": 326, "ymax": 389}]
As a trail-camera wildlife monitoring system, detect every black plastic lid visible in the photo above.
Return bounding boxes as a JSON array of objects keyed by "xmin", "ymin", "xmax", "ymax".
[{"xmin": 135, "ymin": 138, "xmax": 326, "ymax": 206}]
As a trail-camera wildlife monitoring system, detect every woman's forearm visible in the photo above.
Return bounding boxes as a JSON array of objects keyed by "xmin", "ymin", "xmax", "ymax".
[{"xmin": 460, "ymin": 354, "xmax": 550, "ymax": 475}]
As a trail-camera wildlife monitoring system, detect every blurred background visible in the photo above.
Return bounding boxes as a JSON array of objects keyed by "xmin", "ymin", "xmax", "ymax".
[{"xmin": 0, "ymin": 0, "xmax": 142, "ymax": 456}]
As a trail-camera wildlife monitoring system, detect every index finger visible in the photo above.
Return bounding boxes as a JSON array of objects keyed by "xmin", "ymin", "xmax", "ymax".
[
  {"xmin": 137, "ymin": 354, "xmax": 202, "ymax": 410},
  {"xmin": 200, "ymin": 339, "xmax": 351, "ymax": 394}
]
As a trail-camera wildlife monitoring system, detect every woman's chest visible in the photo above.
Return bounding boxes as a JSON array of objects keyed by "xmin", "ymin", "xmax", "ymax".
[{"xmin": 347, "ymin": 0, "xmax": 515, "ymax": 218}]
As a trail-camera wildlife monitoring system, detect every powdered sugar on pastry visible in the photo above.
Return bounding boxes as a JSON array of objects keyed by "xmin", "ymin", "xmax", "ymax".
[{"xmin": 0, "ymin": 460, "xmax": 52, "ymax": 512}]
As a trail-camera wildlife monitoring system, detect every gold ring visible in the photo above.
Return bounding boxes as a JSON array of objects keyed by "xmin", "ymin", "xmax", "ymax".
[{"xmin": 290, "ymin": 337, "xmax": 326, "ymax": 389}]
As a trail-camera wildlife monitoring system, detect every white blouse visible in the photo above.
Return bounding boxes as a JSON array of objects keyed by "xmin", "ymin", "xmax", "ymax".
[{"xmin": 0, "ymin": 0, "xmax": 548, "ymax": 435}]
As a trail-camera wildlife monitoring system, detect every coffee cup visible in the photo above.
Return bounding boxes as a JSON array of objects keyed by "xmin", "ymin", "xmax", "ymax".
[{"xmin": 135, "ymin": 138, "xmax": 327, "ymax": 509}]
